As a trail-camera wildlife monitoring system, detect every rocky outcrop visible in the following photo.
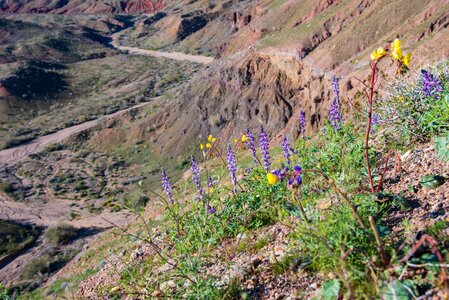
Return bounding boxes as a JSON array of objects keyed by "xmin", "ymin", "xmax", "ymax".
[
  {"xmin": 125, "ymin": 50, "xmax": 335, "ymax": 158},
  {"xmin": 125, "ymin": 0, "xmax": 165, "ymax": 14},
  {"xmin": 0, "ymin": 0, "xmax": 165, "ymax": 14}
]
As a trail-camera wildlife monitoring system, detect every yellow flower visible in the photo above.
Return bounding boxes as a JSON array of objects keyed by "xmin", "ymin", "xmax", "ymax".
[
  {"xmin": 234, "ymin": 138, "xmax": 239, "ymax": 143},
  {"xmin": 208, "ymin": 135, "xmax": 213, "ymax": 142},
  {"xmin": 267, "ymin": 173, "xmax": 279, "ymax": 185},
  {"xmin": 391, "ymin": 39, "xmax": 401, "ymax": 50},
  {"xmin": 212, "ymin": 137, "xmax": 217, "ymax": 142},
  {"xmin": 402, "ymin": 52, "xmax": 411, "ymax": 67},
  {"xmin": 391, "ymin": 47, "xmax": 402, "ymax": 60},
  {"xmin": 241, "ymin": 135, "xmax": 247, "ymax": 142},
  {"xmin": 370, "ymin": 47, "xmax": 387, "ymax": 60},
  {"xmin": 209, "ymin": 187, "xmax": 214, "ymax": 193},
  {"xmin": 206, "ymin": 143, "xmax": 211, "ymax": 148},
  {"xmin": 200, "ymin": 143, "xmax": 205, "ymax": 150}
]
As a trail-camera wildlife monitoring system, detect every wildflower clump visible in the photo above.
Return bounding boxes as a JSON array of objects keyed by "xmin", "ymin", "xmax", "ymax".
[
  {"xmin": 370, "ymin": 38, "xmax": 411, "ymax": 74},
  {"xmin": 245, "ymin": 128, "xmax": 258, "ymax": 165},
  {"xmin": 259, "ymin": 126, "xmax": 271, "ymax": 172},
  {"xmin": 328, "ymin": 76, "xmax": 343, "ymax": 130},
  {"xmin": 200, "ymin": 134, "xmax": 217, "ymax": 151},
  {"xmin": 282, "ymin": 136, "xmax": 292, "ymax": 165},
  {"xmin": 370, "ymin": 47, "xmax": 387, "ymax": 60},
  {"xmin": 190, "ymin": 157, "xmax": 204, "ymax": 199},
  {"xmin": 299, "ymin": 110, "xmax": 306, "ymax": 138},
  {"xmin": 421, "ymin": 69, "xmax": 443, "ymax": 99},
  {"xmin": 226, "ymin": 145, "xmax": 237, "ymax": 186},
  {"xmin": 161, "ymin": 170, "xmax": 174, "ymax": 203},
  {"xmin": 266, "ymin": 172, "xmax": 279, "ymax": 185}
]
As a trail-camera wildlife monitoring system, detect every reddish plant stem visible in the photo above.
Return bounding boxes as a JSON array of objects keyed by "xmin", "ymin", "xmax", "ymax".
[
  {"xmin": 365, "ymin": 60, "xmax": 379, "ymax": 193},
  {"xmin": 398, "ymin": 234, "xmax": 448, "ymax": 295},
  {"xmin": 376, "ymin": 149, "xmax": 401, "ymax": 192},
  {"xmin": 300, "ymin": 169, "xmax": 366, "ymax": 230}
]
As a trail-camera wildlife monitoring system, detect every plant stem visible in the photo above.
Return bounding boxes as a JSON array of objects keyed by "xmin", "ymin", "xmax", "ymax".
[
  {"xmin": 292, "ymin": 189, "xmax": 309, "ymax": 222},
  {"xmin": 301, "ymin": 169, "xmax": 366, "ymax": 230},
  {"xmin": 369, "ymin": 216, "xmax": 389, "ymax": 267},
  {"xmin": 365, "ymin": 60, "xmax": 378, "ymax": 192}
]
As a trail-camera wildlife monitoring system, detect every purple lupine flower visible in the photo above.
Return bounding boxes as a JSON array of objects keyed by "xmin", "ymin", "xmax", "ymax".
[
  {"xmin": 161, "ymin": 170, "xmax": 174, "ymax": 203},
  {"xmin": 421, "ymin": 69, "xmax": 443, "ymax": 99},
  {"xmin": 226, "ymin": 145, "xmax": 237, "ymax": 186},
  {"xmin": 208, "ymin": 176, "xmax": 215, "ymax": 189},
  {"xmin": 259, "ymin": 126, "xmax": 271, "ymax": 172},
  {"xmin": 371, "ymin": 113, "xmax": 380, "ymax": 134},
  {"xmin": 246, "ymin": 128, "xmax": 258, "ymax": 165},
  {"xmin": 272, "ymin": 165, "xmax": 289, "ymax": 181},
  {"xmin": 244, "ymin": 167, "xmax": 253, "ymax": 174},
  {"xmin": 190, "ymin": 157, "xmax": 204, "ymax": 198},
  {"xmin": 328, "ymin": 76, "xmax": 343, "ymax": 130},
  {"xmin": 299, "ymin": 111, "xmax": 306, "ymax": 138},
  {"xmin": 288, "ymin": 164, "xmax": 302, "ymax": 188},
  {"xmin": 282, "ymin": 136, "xmax": 292, "ymax": 165},
  {"xmin": 207, "ymin": 205, "xmax": 216, "ymax": 214}
]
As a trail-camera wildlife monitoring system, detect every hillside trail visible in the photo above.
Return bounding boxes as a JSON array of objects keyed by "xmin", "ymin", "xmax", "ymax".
[
  {"xmin": 109, "ymin": 31, "xmax": 214, "ymax": 64},
  {"xmin": 0, "ymin": 101, "xmax": 150, "ymax": 169}
]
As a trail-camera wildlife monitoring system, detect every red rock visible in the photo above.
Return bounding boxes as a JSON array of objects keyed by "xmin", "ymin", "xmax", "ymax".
[{"xmin": 0, "ymin": 0, "xmax": 166, "ymax": 14}]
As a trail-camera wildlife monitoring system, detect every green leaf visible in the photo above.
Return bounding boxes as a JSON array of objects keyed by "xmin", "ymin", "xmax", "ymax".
[
  {"xmin": 313, "ymin": 279, "xmax": 340, "ymax": 300},
  {"xmin": 434, "ymin": 134, "xmax": 449, "ymax": 162},
  {"xmin": 382, "ymin": 280, "xmax": 418, "ymax": 300},
  {"xmin": 421, "ymin": 175, "xmax": 445, "ymax": 189}
]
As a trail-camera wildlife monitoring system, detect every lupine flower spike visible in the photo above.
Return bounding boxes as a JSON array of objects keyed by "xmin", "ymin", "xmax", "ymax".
[
  {"xmin": 207, "ymin": 176, "xmax": 215, "ymax": 193},
  {"xmin": 421, "ymin": 69, "xmax": 443, "ymax": 99},
  {"xmin": 259, "ymin": 126, "xmax": 271, "ymax": 172},
  {"xmin": 288, "ymin": 165, "xmax": 303, "ymax": 188},
  {"xmin": 190, "ymin": 157, "xmax": 204, "ymax": 199},
  {"xmin": 245, "ymin": 128, "xmax": 258, "ymax": 165},
  {"xmin": 299, "ymin": 111, "xmax": 306, "ymax": 138},
  {"xmin": 161, "ymin": 170, "xmax": 174, "ymax": 203},
  {"xmin": 226, "ymin": 145, "xmax": 237, "ymax": 186},
  {"xmin": 282, "ymin": 136, "xmax": 292, "ymax": 165},
  {"xmin": 371, "ymin": 113, "xmax": 380, "ymax": 134},
  {"xmin": 329, "ymin": 76, "xmax": 343, "ymax": 130}
]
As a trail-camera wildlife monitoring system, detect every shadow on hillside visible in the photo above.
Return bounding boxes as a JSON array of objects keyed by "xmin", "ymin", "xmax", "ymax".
[{"xmin": 1, "ymin": 61, "xmax": 68, "ymax": 100}]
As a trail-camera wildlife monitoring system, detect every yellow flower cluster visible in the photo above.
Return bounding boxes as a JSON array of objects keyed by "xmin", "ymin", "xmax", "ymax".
[
  {"xmin": 267, "ymin": 172, "xmax": 278, "ymax": 185},
  {"xmin": 200, "ymin": 134, "xmax": 217, "ymax": 150},
  {"xmin": 234, "ymin": 135, "xmax": 247, "ymax": 144},
  {"xmin": 370, "ymin": 47, "xmax": 387, "ymax": 60},
  {"xmin": 370, "ymin": 39, "xmax": 411, "ymax": 68},
  {"xmin": 390, "ymin": 39, "xmax": 411, "ymax": 67}
]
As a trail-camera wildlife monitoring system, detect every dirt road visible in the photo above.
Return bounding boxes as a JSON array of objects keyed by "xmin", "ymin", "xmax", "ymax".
[
  {"xmin": 0, "ymin": 101, "xmax": 150, "ymax": 169},
  {"xmin": 110, "ymin": 33, "xmax": 214, "ymax": 64}
]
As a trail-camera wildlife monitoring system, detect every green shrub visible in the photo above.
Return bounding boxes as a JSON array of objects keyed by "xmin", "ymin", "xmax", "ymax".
[{"xmin": 44, "ymin": 224, "xmax": 78, "ymax": 247}]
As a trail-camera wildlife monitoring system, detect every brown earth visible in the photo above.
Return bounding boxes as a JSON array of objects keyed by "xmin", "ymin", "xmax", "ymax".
[{"xmin": 0, "ymin": 0, "xmax": 165, "ymax": 14}]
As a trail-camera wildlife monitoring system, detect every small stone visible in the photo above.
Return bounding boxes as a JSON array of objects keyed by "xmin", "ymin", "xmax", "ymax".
[{"xmin": 160, "ymin": 280, "xmax": 176, "ymax": 292}]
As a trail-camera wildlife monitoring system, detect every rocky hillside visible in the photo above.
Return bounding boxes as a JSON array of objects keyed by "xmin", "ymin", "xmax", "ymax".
[
  {"xmin": 0, "ymin": 0, "xmax": 165, "ymax": 14},
  {"xmin": 102, "ymin": 0, "xmax": 449, "ymax": 159}
]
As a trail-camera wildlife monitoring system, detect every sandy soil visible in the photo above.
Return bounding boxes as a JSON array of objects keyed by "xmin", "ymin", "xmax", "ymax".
[{"xmin": 110, "ymin": 32, "xmax": 214, "ymax": 64}]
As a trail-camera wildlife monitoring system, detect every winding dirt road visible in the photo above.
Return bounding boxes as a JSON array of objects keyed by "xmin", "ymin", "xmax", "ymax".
[
  {"xmin": 0, "ymin": 37, "xmax": 214, "ymax": 169},
  {"xmin": 0, "ymin": 101, "xmax": 150, "ymax": 169},
  {"xmin": 110, "ymin": 32, "xmax": 214, "ymax": 64}
]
